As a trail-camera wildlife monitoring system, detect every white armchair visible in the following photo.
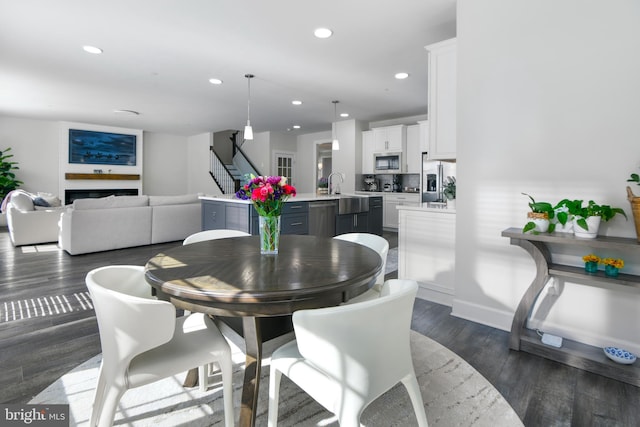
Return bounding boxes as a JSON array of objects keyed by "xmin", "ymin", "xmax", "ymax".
[
  {"xmin": 5, "ymin": 190, "xmax": 64, "ymax": 246},
  {"xmin": 268, "ymin": 279, "xmax": 428, "ymax": 427},
  {"xmin": 85, "ymin": 265, "xmax": 235, "ymax": 427}
]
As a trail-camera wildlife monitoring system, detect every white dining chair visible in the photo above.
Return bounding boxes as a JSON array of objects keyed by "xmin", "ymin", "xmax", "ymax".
[
  {"xmin": 267, "ymin": 279, "xmax": 428, "ymax": 427},
  {"xmin": 86, "ymin": 265, "xmax": 234, "ymax": 427},
  {"xmin": 333, "ymin": 232, "xmax": 389, "ymax": 302},
  {"xmin": 183, "ymin": 228, "xmax": 250, "ymax": 245}
]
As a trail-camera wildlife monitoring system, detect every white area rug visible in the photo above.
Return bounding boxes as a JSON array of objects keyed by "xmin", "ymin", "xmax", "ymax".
[{"xmin": 31, "ymin": 331, "xmax": 522, "ymax": 427}]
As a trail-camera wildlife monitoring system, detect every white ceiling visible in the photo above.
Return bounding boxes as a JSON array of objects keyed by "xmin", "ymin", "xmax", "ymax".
[{"xmin": 0, "ymin": 0, "xmax": 456, "ymax": 137}]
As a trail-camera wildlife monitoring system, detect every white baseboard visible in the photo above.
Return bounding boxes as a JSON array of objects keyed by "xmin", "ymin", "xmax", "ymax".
[
  {"xmin": 416, "ymin": 284, "xmax": 454, "ymax": 306},
  {"xmin": 450, "ymin": 299, "xmax": 513, "ymax": 332}
]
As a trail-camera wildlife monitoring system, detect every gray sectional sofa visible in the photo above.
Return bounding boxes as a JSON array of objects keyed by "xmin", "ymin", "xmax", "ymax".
[{"xmin": 59, "ymin": 194, "xmax": 202, "ymax": 255}]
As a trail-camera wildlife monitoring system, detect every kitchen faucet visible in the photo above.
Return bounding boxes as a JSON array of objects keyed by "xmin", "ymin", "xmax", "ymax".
[{"xmin": 328, "ymin": 172, "xmax": 344, "ymax": 195}]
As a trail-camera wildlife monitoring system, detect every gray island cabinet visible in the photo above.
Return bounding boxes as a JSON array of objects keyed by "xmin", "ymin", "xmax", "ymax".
[{"xmin": 200, "ymin": 194, "xmax": 382, "ymax": 237}]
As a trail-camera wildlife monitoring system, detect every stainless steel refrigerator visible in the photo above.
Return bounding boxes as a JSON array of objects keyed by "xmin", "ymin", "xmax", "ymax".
[{"xmin": 421, "ymin": 153, "xmax": 456, "ymax": 203}]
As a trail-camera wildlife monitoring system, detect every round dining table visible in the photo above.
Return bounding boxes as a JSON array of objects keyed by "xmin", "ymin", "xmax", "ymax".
[{"xmin": 144, "ymin": 234, "xmax": 382, "ymax": 427}]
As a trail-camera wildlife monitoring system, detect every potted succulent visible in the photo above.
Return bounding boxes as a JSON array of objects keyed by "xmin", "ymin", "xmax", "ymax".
[
  {"xmin": 568, "ymin": 199, "xmax": 627, "ymax": 238},
  {"xmin": 522, "ymin": 193, "xmax": 555, "ymax": 234}
]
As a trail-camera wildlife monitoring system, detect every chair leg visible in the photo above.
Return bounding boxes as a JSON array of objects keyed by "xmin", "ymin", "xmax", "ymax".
[
  {"xmin": 402, "ymin": 374, "xmax": 429, "ymax": 427},
  {"xmin": 198, "ymin": 364, "xmax": 209, "ymax": 392},
  {"xmin": 90, "ymin": 363, "xmax": 108, "ymax": 427},
  {"xmin": 219, "ymin": 354, "xmax": 235, "ymax": 427},
  {"xmin": 267, "ymin": 367, "xmax": 282, "ymax": 427},
  {"xmin": 97, "ymin": 383, "xmax": 126, "ymax": 427}
]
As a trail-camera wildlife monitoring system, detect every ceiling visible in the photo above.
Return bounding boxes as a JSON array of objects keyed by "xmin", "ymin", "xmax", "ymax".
[{"xmin": 0, "ymin": 0, "xmax": 456, "ymax": 137}]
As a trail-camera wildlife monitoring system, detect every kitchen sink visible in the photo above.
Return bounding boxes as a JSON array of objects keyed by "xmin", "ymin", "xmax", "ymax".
[{"xmin": 338, "ymin": 196, "xmax": 369, "ymax": 214}]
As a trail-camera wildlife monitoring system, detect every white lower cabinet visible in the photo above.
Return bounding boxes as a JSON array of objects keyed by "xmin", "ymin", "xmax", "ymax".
[
  {"xmin": 383, "ymin": 194, "xmax": 420, "ymax": 228},
  {"xmin": 398, "ymin": 207, "xmax": 455, "ymax": 306}
]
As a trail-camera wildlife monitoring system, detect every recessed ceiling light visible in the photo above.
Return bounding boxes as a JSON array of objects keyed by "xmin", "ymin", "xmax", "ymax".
[
  {"xmin": 293, "ymin": 125, "xmax": 301, "ymax": 129},
  {"xmin": 113, "ymin": 109, "xmax": 140, "ymax": 115},
  {"xmin": 209, "ymin": 78, "xmax": 223, "ymax": 85},
  {"xmin": 291, "ymin": 100, "xmax": 303, "ymax": 105},
  {"xmin": 340, "ymin": 113, "xmax": 349, "ymax": 118},
  {"xmin": 395, "ymin": 72, "xmax": 410, "ymax": 80},
  {"xmin": 314, "ymin": 28, "xmax": 333, "ymax": 39},
  {"xmin": 83, "ymin": 45, "xmax": 103, "ymax": 54}
]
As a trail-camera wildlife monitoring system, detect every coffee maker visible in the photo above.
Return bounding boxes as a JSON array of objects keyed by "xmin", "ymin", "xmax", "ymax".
[{"xmin": 364, "ymin": 175, "xmax": 379, "ymax": 191}]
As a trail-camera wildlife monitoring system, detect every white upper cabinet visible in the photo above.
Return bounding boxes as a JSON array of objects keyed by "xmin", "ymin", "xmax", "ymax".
[
  {"xmin": 361, "ymin": 130, "xmax": 374, "ymax": 174},
  {"xmin": 372, "ymin": 125, "xmax": 406, "ymax": 153},
  {"xmin": 425, "ymin": 38, "xmax": 456, "ymax": 160},
  {"xmin": 406, "ymin": 124, "xmax": 421, "ymax": 173}
]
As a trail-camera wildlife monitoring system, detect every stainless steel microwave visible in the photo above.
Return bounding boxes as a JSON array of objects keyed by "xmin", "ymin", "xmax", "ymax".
[{"xmin": 374, "ymin": 152, "xmax": 403, "ymax": 173}]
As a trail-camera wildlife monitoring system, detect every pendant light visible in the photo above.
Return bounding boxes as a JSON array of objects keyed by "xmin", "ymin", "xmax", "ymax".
[
  {"xmin": 332, "ymin": 100, "xmax": 340, "ymax": 150},
  {"xmin": 244, "ymin": 74, "xmax": 254, "ymax": 140}
]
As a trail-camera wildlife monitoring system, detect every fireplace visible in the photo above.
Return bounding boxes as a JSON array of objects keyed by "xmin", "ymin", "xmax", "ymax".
[{"xmin": 65, "ymin": 188, "xmax": 139, "ymax": 205}]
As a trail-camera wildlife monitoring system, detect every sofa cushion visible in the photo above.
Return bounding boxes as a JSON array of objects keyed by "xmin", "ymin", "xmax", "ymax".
[
  {"xmin": 110, "ymin": 195, "xmax": 149, "ymax": 208},
  {"xmin": 37, "ymin": 192, "xmax": 62, "ymax": 207},
  {"xmin": 72, "ymin": 195, "xmax": 149, "ymax": 210},
  {"xmin": 73, "ymin": 195, "xmax": 115, "ymax": 210},
  {"xmin": 149, "ymin": 194, "xmax": 201, "ymax": 206},
  {"xmin": 10, "ymin": 192, "xmax": 35, "ymax": 212}
]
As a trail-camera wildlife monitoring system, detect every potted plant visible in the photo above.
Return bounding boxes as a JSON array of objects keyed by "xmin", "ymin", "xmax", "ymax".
[
  {"xmin": 552, "ymin": 199, "xmax": 576, "ymax": 233},
  {"xmin": 568, "ymin": 199, "xmax": 627, "ymax": 238},
  {"xmin": 317, "ymin": 177, "xmax": 329, "ymax": 195},
  {"xmin": 0, "ymin": 147, "xmax": 23, "ymax": 211},
  {"xmin": 627, "ymin": 170, "xmax": 640, "ymax": 242},
  {"xmin": 443, "ymin": 176, "xmax": 456, "ymax": 209},
  {"xmin": 522, "ymin": 193, "xmax": 555, "ymax": 234}
]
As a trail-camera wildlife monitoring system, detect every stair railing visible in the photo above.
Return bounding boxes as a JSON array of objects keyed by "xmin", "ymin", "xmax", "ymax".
[
  {"xmin": 209, "ymin": 148, "xmax": 237, "ymax": 194},
  {"xmin": 232, "ymin": 132, "xmax": 260, "ymax": 182}
]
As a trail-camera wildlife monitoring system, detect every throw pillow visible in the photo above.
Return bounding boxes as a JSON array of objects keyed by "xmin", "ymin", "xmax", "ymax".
[
  {"xmin": 32, "ymin": 196, "xmax": 51, "ymax": 207},
  {"xmin": 37, "ymin": 192, "xmax": 62, "ymax": 207}
]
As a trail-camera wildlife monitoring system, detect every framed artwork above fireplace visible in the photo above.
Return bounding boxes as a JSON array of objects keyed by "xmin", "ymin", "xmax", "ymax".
[{"xmin": 68, "ymin": 128, "xmax": 136, "ymax": 166}]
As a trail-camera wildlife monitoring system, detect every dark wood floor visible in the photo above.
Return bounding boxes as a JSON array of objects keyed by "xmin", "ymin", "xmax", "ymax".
[{"xmin": 0, "ymin": 227, "xmax": 638, "ymax": 426}]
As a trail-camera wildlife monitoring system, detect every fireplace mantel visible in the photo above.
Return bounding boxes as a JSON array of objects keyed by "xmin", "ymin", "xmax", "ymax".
[{"xmin": 65, "ymin": 173, "xmax": 140, "ymax": 180}]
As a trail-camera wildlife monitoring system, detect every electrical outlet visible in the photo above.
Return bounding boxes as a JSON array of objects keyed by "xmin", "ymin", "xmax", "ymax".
[{"xmin": 541, "ymin": 333, "xmax": 563, "ymax": 348}]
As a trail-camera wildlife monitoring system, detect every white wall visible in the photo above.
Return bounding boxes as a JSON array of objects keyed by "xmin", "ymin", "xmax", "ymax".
[
  {"xmin": 456, "ymin": 0, "xmax": 640, "ymax": 353},
  {"xmin": 188, "ymin": 132, "xmax": 220, "ymax": 195},
  {"xmin": 0, "ymin": 117, "xmax": 60, "ymax": 196}
]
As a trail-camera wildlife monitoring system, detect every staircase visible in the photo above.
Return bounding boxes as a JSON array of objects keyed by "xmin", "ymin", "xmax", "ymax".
[{"xmin": 209, "ymin": 130, "xmax": 261, "ymax": 194}]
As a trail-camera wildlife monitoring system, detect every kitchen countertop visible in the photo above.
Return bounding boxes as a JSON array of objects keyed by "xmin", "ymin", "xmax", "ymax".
[
  {"xmin": 397, "ymin": 203, "xmax": 456, "ymax": 213},
  {"xmin": 200, "ymin": 193, "xmax": 382, "ymax": 204},
  {"xmin": 354, "ymin": 191, "xmax": 421, "ymax": 196}
]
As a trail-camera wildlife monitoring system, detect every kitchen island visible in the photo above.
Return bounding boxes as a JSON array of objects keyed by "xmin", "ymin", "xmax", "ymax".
[
  {"xmin": 397, "ymin": 203, "xmax": 456, "ymax": 305},
  {"xmin": 200, "ymin": 193, "xmax": 383, "ymax": 237}
]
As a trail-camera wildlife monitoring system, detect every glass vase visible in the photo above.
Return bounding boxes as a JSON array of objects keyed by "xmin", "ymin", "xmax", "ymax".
[
  {"xmin": 584, "ymin": 261, "xmax": 598, "ymax": 274},
  {"xmin": 259, "ymin": 215, "xmax": 281, "ymax": 255},
  {"xmin": 605, "ymin": 265, "xmax": 619, "ymax": 278}
]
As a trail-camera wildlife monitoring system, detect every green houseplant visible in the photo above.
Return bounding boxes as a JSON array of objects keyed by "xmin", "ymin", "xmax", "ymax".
[
  {"xmin": 0, "ymin": 147, "xmax": 23, "ymax": 208},
  {"xmin": 568, "ymin": 199, "xmax": 627, "ymax": 238},
  {"xmin": 443, "ymin": 177, "xmax": 456, "ymax": 201},
  {"xmin": 522, "ymin": 193, "xmax": 555, "ymax": 233}
]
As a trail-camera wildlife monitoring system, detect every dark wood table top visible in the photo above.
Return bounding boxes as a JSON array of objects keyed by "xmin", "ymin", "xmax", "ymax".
[{"xmin": 144, "ymin": 234, "xmax": 383, "ymax": 317}]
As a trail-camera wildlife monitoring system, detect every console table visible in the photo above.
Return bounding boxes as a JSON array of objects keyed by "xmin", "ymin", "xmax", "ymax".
[{"xmin": 502, "ymin": 227, "xmax": 640, "ymax": 386}]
